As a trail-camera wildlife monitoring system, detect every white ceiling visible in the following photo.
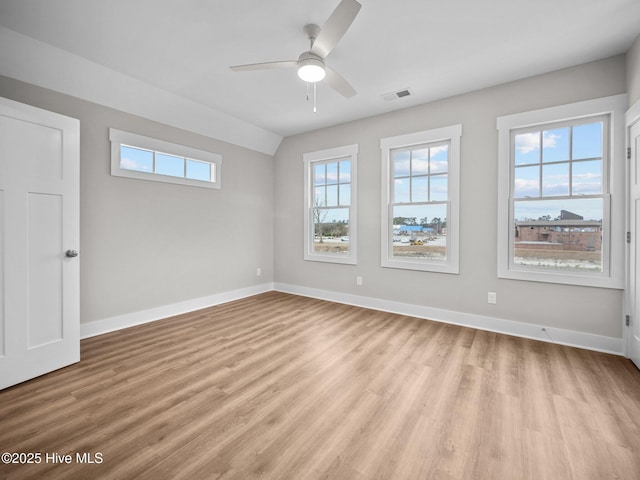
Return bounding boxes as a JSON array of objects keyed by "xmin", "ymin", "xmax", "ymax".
[{"xmin": 1, "ymin": 0, "xmax": 639, "ymax": 141}]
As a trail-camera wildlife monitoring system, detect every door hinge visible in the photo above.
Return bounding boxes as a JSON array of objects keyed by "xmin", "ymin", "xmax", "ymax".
[
  {"xmin": 629, "ymin": 147, "xmax": 632, "ymax": 160},
  {"xmin": 628, "ymin": 232, "xmax": 632, "ymax": 244},
  {"xmin": 626, "ymin": 315, "xmax": 631, "ymax": 327}
]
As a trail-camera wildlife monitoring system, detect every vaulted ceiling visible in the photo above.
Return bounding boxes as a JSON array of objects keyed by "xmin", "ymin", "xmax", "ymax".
[{"xmin": 1, "ymin": 0, "xmax": 639, "ymax": 153}]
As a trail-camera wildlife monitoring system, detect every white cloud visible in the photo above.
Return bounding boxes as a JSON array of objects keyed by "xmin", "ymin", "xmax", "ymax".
[
  {"xmin": 430, "ymin": 160, "xmax": 448, "ymax": 173},
  {"xmin": 515, "ymin": 133, "xmax": 539, "ymax": 154},
  {"xmin": 515, "ymin": 131, "xmax": 559, "ymax": 155},
  {"xmin": 120, "ymin": 158, "xmax": 151, "ymax": 172},
  {"xmin": 394, "ymin": 159, "xmax": 410, "ymax": 177},
  {"xmin": 572, "ymin": 172, "xmax": 600, "ymax": 180},
  {"xmin": 431, "ymin": 145, "xmax": 448, "ymax": 156},
  {"xmin": 514, "ymin": 178, "xmax": 539, "ymax": 196},
  {"xmin": 542, "ymin": 131, "xmax": 560, "ymax": 149}
]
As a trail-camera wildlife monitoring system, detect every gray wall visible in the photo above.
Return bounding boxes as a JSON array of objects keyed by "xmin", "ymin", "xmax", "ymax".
[
  {"xmin": 274, "ymin": 55, "xmax": 627, "ymax": 339},
  {"xmin": 0, "ymin": 53, "xmax": 631, "ymax": 339},
  {"xmin": 0, "ymin": 75, "xmax": 274, "ymax": 324},
  {"xmin": 628, "ymin": 33, "xmax": 640, "ymax": 106}
]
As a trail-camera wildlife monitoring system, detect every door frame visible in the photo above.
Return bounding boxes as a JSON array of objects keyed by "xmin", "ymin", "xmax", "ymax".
[{"xmin": 625, "ymin": 99, "xmax": 640, "ymax": 358}]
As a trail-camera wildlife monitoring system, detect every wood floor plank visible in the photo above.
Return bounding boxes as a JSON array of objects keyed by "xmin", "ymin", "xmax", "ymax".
[{"xmin": 1, "ymin": 291, "xmax": 640, "ymax": 479}]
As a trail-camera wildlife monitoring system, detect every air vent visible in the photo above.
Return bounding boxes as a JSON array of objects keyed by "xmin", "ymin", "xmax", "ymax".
[{"xmin": 382, "ymin": 88, "xmax": 412, "ymax": 101}]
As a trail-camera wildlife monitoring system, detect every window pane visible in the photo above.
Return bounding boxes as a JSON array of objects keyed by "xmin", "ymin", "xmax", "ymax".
[
  {"xmin": 314, "ymin": 163, "xmax": 326, "ymax": 185},
  {"xmin": 392, "ymin": 204, "xmax": 447, "ymax": 261},
  {"xmin": 313, "ymin": 207, "xmax": 349, "ymax": 254},
  {"xmin": 156, "ymin": 153, "xmax": 184, "ymax": 178},
  {"xmin": 411, "ymin": 148, "xmax": 429, "ymax": 175},
  {"xmin": 339, "ymin": 160, "xmax": 350, "ymax": 183},
  {"xmin": 514, "ymin": 165, "xmax": 540, "ymax": 198},
  {"xmin": 186, "ymin": 159, "xmax": 211, "ymax": 182},
  {"xmin": 339, "ymin": 184, "xmax": 351, "ymax": 206},
  {"xmin": 326, "ymin": 184, "xmax": 338, "ymax": 207},
  {"xmin": 430, "ymin": 145, "xmax": 448, "ymax": 173},
  {"xmin": 572, "ymin": 122, "xmax": 602, "ymax": 160},
  {"xmin": 514, "ymin": 132, "xmax": 540, "ymax": 165},
  {"xmin": 430, "ymin": 175, "xmax": 448, "ymax": 202},
  {"xmin": 314, "ymin": 186, "xmax": 325, "ymax": 206},
  {"xmin": 394, "ymin": 178, "xmax": 410, "ymax": 203},
  {"xmin": 121, "ymin": 145, "xmax": 153, "ymax": 172},
  {"xmin": 326, "ymin": 162, "xmax": 338, "ymax": 185},
  {"xmin": 572, "ymin": 160, "xmax": 602, "ymax": 195},
  {"xmin": 542, "ymin": 162, "xmax": 569, "ymax": 197},
  {"xmin": 411, "ymin": 176, "xmax": 428, "ymax": 202},
  {"xmin": 542, "ymin": 127, "xmax": 569, "ymax": 163},
  {"xmin": 393, "ymin": 150, "xmax": 410, "ymax": 177},
  {"xmin": 513, "ymin": 198, "xmax": 603, "ymax": 272}
]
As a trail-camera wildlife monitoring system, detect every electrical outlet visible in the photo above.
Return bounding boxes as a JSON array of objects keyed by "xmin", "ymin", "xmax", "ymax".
[
  {"xmin": 487, "ymin": 292, "xmax": 497, "ymax": 304},
  {"xmin": 356, "ymin": 276, "xmax": 363, "ymax": 286},
  {"xmin": 256, "ymin": 267, "xmax": 262, "ymax": 277}
]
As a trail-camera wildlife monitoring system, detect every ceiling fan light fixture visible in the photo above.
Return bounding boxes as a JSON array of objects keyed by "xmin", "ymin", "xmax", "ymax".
[{"xmin": 297, "ymin": 58, "xmax": 326, "ymax": 83}]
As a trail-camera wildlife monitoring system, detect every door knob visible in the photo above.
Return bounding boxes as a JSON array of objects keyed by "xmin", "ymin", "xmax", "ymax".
[{"xmin": 65, "ymin": 250, "xmax": 79, "ymax": 258}]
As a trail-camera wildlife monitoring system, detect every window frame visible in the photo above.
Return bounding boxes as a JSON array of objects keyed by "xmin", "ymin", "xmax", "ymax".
[
  {"xmin": 109, "ymin": 128, "xmax": 222, "ymax": 189},
  {"xmin": 496, "ymin": 94, "xmax": 627, "ymax": 289},
  {"xmin": 303, "ymin": 144, "xmax": 358, "ymax": 265},
  {"xmin": 380, "ymin": 124, "xmax": 462, "ymax": 274}
]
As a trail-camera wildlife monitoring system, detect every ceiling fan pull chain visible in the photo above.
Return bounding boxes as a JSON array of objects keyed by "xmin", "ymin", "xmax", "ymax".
[
  {"xmin": 306, "ymin": 81, "xmax": 310, "ymax": 102},
  {"xmin": 314, "ymin": 82, "xmax": 317, "ymax": 113}
]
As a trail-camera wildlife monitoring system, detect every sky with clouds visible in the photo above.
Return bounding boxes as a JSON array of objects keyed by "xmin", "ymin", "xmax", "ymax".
[{"xmin": 513, "ymin": 121, "xmax": 603, "ymax": 221}]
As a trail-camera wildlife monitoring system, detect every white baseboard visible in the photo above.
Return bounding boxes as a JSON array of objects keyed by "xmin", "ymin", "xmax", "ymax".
[
  {"xmin": 274, "ymin": 282, "xmax": 623, "ymax": 356},
  {"xmin": 81, "ymin": 281, "xmax": 623, "ymax": 356},
  {"xmin": 80, "ymin": 282, "xmax": 274, "ymax": 339}
]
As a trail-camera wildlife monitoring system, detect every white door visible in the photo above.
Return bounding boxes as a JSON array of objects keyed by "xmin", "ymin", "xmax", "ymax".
[
  {"xmin": 0, "ymin": 97, "xmax": 80, "ymax": 390},
  {"xmin": 629, "ymin": 119, "xmax": 640, "ymax": 368}
]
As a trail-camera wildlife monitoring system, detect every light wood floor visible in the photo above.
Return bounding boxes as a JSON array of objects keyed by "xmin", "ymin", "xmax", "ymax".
[{"xmin": 2, "ymin": 291, "xmax": 640, "ymax": 479}]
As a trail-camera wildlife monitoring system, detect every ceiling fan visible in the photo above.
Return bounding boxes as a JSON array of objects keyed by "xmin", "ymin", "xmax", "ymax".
[{"xmin": 230, "ymin": 0, "xmax": 362, "ymax": 105}]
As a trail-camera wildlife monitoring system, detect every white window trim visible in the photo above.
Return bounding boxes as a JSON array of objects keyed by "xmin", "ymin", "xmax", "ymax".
[
  {"xmin": 496, "ymin": 94, "xmax": 627, "ymax": 289},
  {"xmin": 109, "ymin": 128, "xmax": 222, "ymax": 189},
  {"xmin": 380, "ymin": 124, "xmax": 462, "ymax": 274},
  {"xmin": 303, "ymin": 144, "xmax": 358, "ymax": 265}
]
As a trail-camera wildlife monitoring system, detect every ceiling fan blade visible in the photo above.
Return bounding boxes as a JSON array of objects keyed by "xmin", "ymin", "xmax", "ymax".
[
  {"xmin": 324, "ymin": 66, "xmax": 356, "ymax": 98},
  {"xmin": 230, "ymin": 60, "xmax": 298, "ymax": 72},
  {"xmin": 310, "ymin": 0, "xmax": 361, "ymax": 59}
]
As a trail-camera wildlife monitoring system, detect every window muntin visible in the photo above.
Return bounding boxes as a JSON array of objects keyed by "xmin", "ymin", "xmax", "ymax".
[
  {"xmin": 510, "ymin": 117, "xmax": 607, "ymax": 274},
  {"xmin": 110, "ymin": 129, "xmax": 221, "ymax": 189},
  {"xmin": 391, "ymin": 142, "xmax": 450, "ymax": 262},
  {"xmin": 304, "ymin": 144, "xmax": 358, "ymax": 265},
  {"xmin": 121, "ymin": 145, "xmax": 215, "ymax": 182},
  {"xmin": 381, "ymin": 124, "xmax": 461, "ymax": 274},
  {"xmin": 312, "ymin": 158, "xmax": 352, "ymax": 256},
  {"xmin": 496, "ymin": 94, "xmax": 626, "ymax": 289}
]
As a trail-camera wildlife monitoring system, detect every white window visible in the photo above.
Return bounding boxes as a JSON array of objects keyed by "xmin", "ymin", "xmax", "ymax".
[
  {"xmin": 109, "ymin": 129, "xmax": 221, "ymax": 189},
  {"xmin": 303, "ymin": 144, "xmax": 358, "ymax": 264},
  {"xmin": 381, "ymin": 125, "xmax": 461, "ymax": 273},
  {"xmin": 497, "ymin": 94, "xmax": 626, "ymax": 288}
]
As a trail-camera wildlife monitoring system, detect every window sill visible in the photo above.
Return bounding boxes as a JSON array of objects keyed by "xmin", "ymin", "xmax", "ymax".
[{"xmin": 498, "ymin": 265, "xmax": 623, "ymax": 289}]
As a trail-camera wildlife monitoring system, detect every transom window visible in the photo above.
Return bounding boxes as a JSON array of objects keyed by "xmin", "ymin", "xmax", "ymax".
[
  {"xmin": 381, "ymin": 125, "xmax": 461, "ymax": 274},
  {"xmin": 110, "ymin": 129, "xmax": 221, "ymax": 189},
  {"xmin": 121, "ymin": 145, "xmax": 215, "ymax": 182},
  {"xmin": 496, "ymin": 95, "xmax": 626, "ymax": 289},
  {"xmin": 304, "ymin": 144, "xmax": 358, "ymax": 264}
]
